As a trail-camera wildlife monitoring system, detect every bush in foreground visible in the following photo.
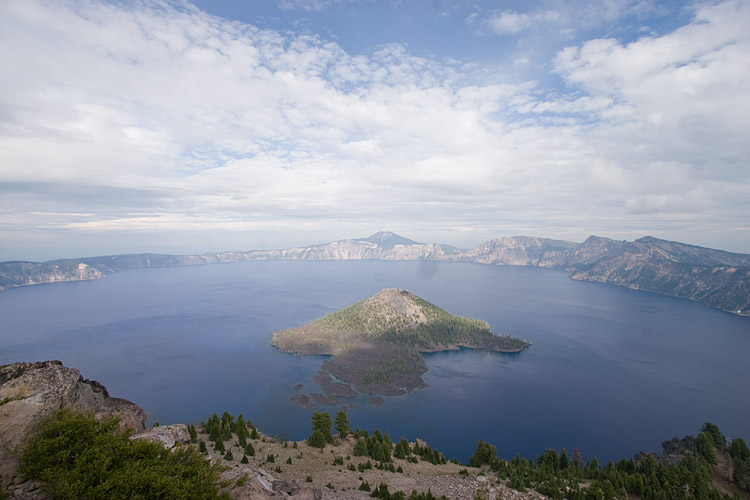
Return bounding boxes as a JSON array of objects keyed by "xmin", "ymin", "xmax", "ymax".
[{"xmin": 20, "ymin": 409, "xmax": 230, "ymax": 500}]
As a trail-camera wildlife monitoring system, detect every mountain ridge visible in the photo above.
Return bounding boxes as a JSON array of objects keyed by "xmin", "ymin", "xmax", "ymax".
[{"xmin": 1, "ymin": 232, "xmax": 748, "ymax": 316}]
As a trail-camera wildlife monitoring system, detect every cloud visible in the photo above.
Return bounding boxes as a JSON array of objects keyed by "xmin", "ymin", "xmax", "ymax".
[
  {"xmin": 488, "ymin": 9, "xmax": 560, "ymax": 35},
  {"xmin": 0, "ymin": 0, "xmax": 748, "ymax": 258},
  {"xmin": 485, "ymin": 1, "xmax": 657, "ymax": 37},
  {"xmin": 553, "ymin": 0, "xmax": 750, "ymax": 173},
  {"xmin": 278, "ymin": 0, "xmax": 350, "ymax": 12}
]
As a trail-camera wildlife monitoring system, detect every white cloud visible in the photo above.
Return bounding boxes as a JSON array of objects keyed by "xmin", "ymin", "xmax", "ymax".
[
  {"xmin": 278, "ymin": 0, "xmax": 351, "ymax": 12},
  {"xmin": 0, "ymin": 0, "xmax": 748, "ymax": 259},
  {"xmin": 553, "ymin": 0, "xmax": 750, "ymax": 174},
  {"xmin": 486, "ymin": 1, "xmax": 656, "ymax": 37},
  {"xmin": 488, "ymin": 9, "xmax": 561, "ymax": 35}
]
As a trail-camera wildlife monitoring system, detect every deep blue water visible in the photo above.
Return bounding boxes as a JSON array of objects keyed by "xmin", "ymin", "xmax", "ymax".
[{"xmin": 1, "ymin": 260, "xmax": 748, "ymax": 464}]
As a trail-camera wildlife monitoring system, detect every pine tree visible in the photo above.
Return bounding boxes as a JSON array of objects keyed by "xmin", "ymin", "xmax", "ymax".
[
  {"xmin": 695, "ymin": 432, "xmax": 717, "ymax": 464},
  {"xmin": 395, "ymin": 438, "xmax": 410, "ymax": 459},
  {"xmin": 354, "ymin": 437, "xmax": 368, "ymax": 456},
  {"xmin": 310, "ymin": 412, "xmax": 334, "ymax": 445},
  {"xmin": 731, "ymin": 438, "xmax": 750, "ymax": 461},
  {"xmin": 334, "ymin": 409, "xmax": 351, "ymax": 439},
  {"xmin": 469, "ymin": 440, "xmax": 498, "ymax": 468},
  {"xmin": 308, "ymin": 429, "xmax": 326, "ymax": 449},
  {"xmin": 214, "ymin": 439, "xmax": 225, "ymax": 453},
  {"xmin": 236, "ymin": 414, "xmax": 250, "ymax": 440},
  {"xmin": 559, "ymin": 448, "xmax": 569, "ymax": 469}
]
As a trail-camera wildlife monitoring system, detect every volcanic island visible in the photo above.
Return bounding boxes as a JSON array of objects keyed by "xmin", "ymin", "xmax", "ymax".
[{"xmin": 271, "ymin": 288, "xmax": 530, "ymax": 407}]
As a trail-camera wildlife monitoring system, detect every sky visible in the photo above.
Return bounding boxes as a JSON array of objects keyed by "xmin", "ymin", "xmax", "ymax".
[{"xmin": 1, "ymin": 0, "xmax": 748, "ymax": 261}]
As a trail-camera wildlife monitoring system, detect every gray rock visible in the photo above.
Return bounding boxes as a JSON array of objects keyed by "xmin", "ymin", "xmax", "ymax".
[
  {"xmin": 131, "ymin": 424, "xmax": 191, "ymax": 449},
  {"xmin": 0, "ymin": 360, "xmax": 146, "ymax": 488}
]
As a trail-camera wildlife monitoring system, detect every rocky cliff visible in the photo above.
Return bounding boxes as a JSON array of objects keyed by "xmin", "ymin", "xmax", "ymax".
[
  {"xmin": 0, "ymin": 361, "xmax": 146, "ymax": 494},
  {"xmin": 554, "ymin": 236, "xmax": 750, "ymax": 315},
  {"xmin": 454, "ymin": 236, "xmax": 577, "ymax": 266},
  {"xmin": 239, "ymin": 231, "xmax": 460, "ymax": 262},
  {"xmin": 2, "ymin": 232, "xmax": 748, "ymax": 316}
]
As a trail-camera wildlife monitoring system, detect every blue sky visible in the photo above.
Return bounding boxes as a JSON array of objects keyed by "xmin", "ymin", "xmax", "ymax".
[{"xmin": 1, "ymin": 0, "xmax": 748, "ymax": 260}]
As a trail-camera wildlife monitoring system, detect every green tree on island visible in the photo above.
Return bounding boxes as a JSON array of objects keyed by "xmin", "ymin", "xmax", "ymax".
[{"xmin": 335, "ymin": 409, "xmax": 351, "ymax": 438}]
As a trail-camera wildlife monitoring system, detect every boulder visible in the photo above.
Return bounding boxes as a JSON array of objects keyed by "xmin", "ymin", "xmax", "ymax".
[
  {"xmin": 131, "ymin": 424, "xmax": 191, "ymax": 449},
  {"xmin": 229, "ymin": 475, "xmax": 322, "ymax": 500}
]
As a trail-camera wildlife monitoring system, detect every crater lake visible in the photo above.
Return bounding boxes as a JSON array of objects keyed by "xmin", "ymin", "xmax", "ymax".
[{"xmin": 1, "ymin": 260, "xmax": 748, "ymax": 463}]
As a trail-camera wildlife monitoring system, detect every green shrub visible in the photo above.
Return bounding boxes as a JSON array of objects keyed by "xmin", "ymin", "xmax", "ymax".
[{"xmin": 20, "ymin": 409, "xmax": 229, "ymax": 500}]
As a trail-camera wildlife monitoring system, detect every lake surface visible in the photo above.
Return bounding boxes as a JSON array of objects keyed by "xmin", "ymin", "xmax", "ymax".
[{"xmin": 1, "ymin": 260, "xmax": 748, "ymax": 463}]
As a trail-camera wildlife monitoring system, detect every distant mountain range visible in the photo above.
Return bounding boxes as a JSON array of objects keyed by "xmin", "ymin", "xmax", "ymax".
[{"xmin": 1, "ymin": 231, "xmax": 748, "ymax": 316}]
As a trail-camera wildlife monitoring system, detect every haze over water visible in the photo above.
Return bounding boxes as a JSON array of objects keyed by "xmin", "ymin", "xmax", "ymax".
[{"xmin": 1, "ymin": 260, "xmax": 748, "ymax": 463}]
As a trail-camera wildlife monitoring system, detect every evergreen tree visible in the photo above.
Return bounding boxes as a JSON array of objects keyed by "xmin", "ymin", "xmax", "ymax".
[
  {"xmin": 236, "ymin": 414, "xmax": 250, "ymax": 440},
  {"xmin": 559, "ymin": 448, "xmax": 569, "ymax": 469},
  {"xmin": 206, "ymin": 413, "xmax": 221, "ymax": 442},
  {"xmin": 394, "ymin": 438, "xmax": 410, "ymax": 459},
  {"xmin": 695, "ymin": 432, "xmax": 717, "ymax": 464},
  {"xmin": 220, "ymin": 411, "xmax": 234, "ymax": 440},
  {"xmin": 334, "ymin": 409, "xmax": 351, "ymax": 439},
  {"xmin": 188, "ymin": 424, "xmax": 197, "ymax": 443},
  {"xmin": 245, "ymin": 443, "xmax": 255, "ymax": 456},
  {"xmin": 731, "ymin": 438, "xmax": 750, "ymax": 461},
  {"xmin": 354, "ymin": 437, "xmax": 369, "ymax": 456},
  {"xmin": 308, "ymin": 429, "xmax": 326, "ymax": 449},
  {"xmin": 572, "ymin": 448, "xmax": 583, "ymax": 469},
  {"xmin": 310, "ymin": 411, "xmax": 334, "ymax": 445},
  {"xmin": 214, "ymin": 439, "xmax": 225, "ymax": 453},
  {"xmin": 469, "ymin": 440, "xmax": 498, "ymax": 468},
  {"xmin": 701, "ymin": 422, "xmax": 726, "ymax": 447}
]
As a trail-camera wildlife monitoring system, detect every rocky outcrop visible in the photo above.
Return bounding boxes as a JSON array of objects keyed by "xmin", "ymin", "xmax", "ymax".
[
  {"xmin": 220, "ymin": 466, "xmax": 322, "ymax": 500},
  {"xmin": 635, "ymin": 435, "xmax": 697, "ymax": 467},
  {"xmin": 131, "ymin": 424, "xmax": 190, "ymax": 449},
  {"xmin": 0, "ymin": 360, "xmax": 146, "ymax": 490}
]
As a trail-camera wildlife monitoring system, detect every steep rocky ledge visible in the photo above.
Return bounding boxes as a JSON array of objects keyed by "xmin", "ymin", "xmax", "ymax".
[{"xmin": 0, "ymin": 361, "xmax": 147, "ymax": 496}]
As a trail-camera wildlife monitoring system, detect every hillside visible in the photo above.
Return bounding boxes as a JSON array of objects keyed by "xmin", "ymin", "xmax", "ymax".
[
  {"xmin": 1, "ymin": 231, "xmax": 748, "ymax": 316},
  {"xmin": 272, "ymin": 289, "xmax": 529, "ymax": 397},
  {"xmin": 4, "ymin": 361, "xmax": 749, "ymax": 500},
  {"xmin": 553, "ymin": 236, "xmax": 750, "ymax": 315}
]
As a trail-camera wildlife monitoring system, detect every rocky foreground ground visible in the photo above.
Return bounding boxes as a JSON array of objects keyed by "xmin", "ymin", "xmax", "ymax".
[
  {"xmin": 0, "ymin": 360, "xmax": 547, "ymax": 500},
  {"xmin": 198, "ymin": 427, "xmax": 548, "ymax": 500}
]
